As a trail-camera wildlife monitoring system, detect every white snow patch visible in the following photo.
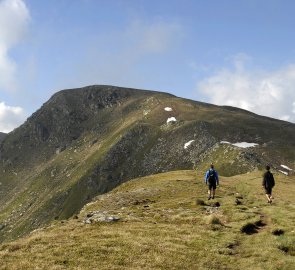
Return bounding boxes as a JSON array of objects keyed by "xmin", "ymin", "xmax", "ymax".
[
  {"xmin": 167, "ymin": 117, "xmax": 177, "ymax": 123},
  {"xmin": 184, "ymin": 140, "xmax": 195, "ymax": 149},
  {"xmin": 232, "ymin": 142, "xmax": 258, "ymax": 148},
  {"xmin": 280, "ymin": 165, "xmax": 293, "ymax": 171},
  {"xmin": 278, "ymin": 170, "xmax": 289, "ymax": 175},
  {"xmin": 220, "ymin": 141, "xmax": 258, "ymax": 148},
  {"xmin": 164, "ymin": 107, "xmax": 173, "ymax": 111}
]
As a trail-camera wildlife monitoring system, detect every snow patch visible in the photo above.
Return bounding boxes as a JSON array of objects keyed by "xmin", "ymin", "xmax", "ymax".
[
  {"xmin": 278, "ymin": 170, "xmax": 289, "ymax": 176},
  {"xmin": 164, "ymin": 107, "xmax": 173, "ymax": 111},
  {"xmin": 232, "ymin": 142, "xmax": 258, "ymax": 148},
  {"xmin": 280, "ymin": 165, "xmax": 293, "ymax": 171},
  {"xmin": 220, "ymin": 141, "xmax": 258, "ymax": 148},
  {"xmin": 220, "ymin": 141, "xmax": 230, "ymax": 144},
  {"xmin": 184, "ymin": 140, "xmax": 195, "ymax": 149},
  {"xmin": 167, "ymin": 117, "xmax": 177, "ymax": 123}
]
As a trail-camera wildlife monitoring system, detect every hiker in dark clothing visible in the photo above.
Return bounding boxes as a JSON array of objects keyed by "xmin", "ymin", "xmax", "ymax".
[
  {"xmin": 204, "ymin": 164, "xmax": 219, "ymax": 200},
  {"xmin": 262, "ymin": 165, "xmax": 275, "ymax": 204}
]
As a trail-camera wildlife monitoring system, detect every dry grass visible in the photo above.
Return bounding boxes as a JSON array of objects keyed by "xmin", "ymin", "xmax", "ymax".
[{"xmin": 0, "ymin": 170, "xmax": 295, "ymax": 269}]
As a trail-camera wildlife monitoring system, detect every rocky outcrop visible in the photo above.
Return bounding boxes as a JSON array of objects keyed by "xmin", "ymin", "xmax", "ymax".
[{"xmin": 83, "ymin": 211, "xmax": 120, "ymax": 224}]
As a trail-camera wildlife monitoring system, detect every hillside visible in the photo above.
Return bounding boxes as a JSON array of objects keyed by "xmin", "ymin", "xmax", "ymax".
[
  {"xmin": 0, "ymin": 85, "xmax": 295, "ymax": 243},
  {"xmin": 0, "ymin": 170, "xmax": 294, "ymax": 269},
  {"xmin": 0, "ymin": 132, "xmax": 6, "ymax": 143}
]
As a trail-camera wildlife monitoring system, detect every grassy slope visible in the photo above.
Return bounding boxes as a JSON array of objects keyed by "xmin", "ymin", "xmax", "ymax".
[
  {"xmin": 0, "ymin": 170, "xmax": 294, "ymax": 270},
  {"xmin": 0, "ymin": 104, "xmax": 144, "ymax": 241}
]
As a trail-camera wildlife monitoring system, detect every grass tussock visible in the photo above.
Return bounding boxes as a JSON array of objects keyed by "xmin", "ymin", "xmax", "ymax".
[{"xmin": 206, "ymin": 215, "xmax": 223, "ymax": 226}]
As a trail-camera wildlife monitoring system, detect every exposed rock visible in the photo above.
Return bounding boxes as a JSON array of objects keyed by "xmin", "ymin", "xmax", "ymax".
[
  {"xmin": 235, "ymin": 199, "xmax": 242, "ymax": 205},
  {"xmin": 84, "ymin": 211, "xmax": 121, "ymax": 224}
]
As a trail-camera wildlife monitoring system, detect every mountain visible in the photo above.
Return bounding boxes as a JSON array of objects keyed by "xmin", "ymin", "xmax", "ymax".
[
  {"xmin": 1, "ymin": 170, "xmax": 294, "ymax": 269},
  {"xmin": 0, "ymin": 132, "xmax": 6, "ymax": 143},
  {"xmin": 0, "ymin": 85, "xmax": 295, "ymax": 242}
]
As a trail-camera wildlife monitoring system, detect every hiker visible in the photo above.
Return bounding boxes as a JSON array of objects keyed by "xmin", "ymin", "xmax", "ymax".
[
  {"xmin": 204, "ymin": 164, "xmax": 219, "ymax": 200},
  {"xmin": 262, "ymin": 165, "xmax": 275, "ymax": 204}
]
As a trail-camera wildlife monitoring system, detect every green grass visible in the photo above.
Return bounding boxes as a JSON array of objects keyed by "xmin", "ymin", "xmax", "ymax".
[{"xmin": 0, "ymin": 170, "xmax": 294, "ymax": 269}]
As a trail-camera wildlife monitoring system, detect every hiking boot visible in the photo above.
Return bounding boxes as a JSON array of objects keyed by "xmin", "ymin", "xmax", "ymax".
[
  {"xmin": 212, "ymin": 196, "xmax": 215, "ymax": 199},
  {"xmin": 208, "ymin": 196, "xmax": 211, "ymax": 200}
]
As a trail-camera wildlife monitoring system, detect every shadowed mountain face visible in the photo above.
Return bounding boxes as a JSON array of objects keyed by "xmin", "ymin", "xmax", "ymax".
[
  {"xmin": 0, "ymin": 85, "xmax": 294, "ymax": 242},
  {"xmin": 0, "ymin": 133, "xmax": 6, "ymax": 143}
]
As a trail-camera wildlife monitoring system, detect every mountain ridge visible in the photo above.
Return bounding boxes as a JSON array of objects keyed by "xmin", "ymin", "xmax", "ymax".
[{"xmin": 0, "ymin": 85, "xmax": 294, "ymax": 242}]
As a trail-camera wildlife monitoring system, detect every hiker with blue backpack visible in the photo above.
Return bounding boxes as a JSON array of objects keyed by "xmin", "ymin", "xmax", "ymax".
[{"xmin": 204, "ymin": 164, "xmax": 219, "ymax": 200}]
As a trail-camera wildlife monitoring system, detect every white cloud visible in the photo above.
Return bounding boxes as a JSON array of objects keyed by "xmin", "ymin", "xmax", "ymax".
[
  {"xmin": 0, "ymin": 101, "xmax": 26, "ymax": 132},
  {"xmin": 0, "ymin": 0, "xmax": 30, "ymax": 92},
  {"xmin": 197, "ymin": 55, "xmax": 295, "ymax": 123}
]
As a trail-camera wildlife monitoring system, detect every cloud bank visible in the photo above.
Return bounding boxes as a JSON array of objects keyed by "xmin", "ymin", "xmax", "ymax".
[
  {"xmin": 0, "ymin": 0, "xmax": 30, "ymax": 92},
  {"xmin": 0, "ymin": 102, "xmax": 26, "ymax": 132},
  {"xmin": 198, "ymin": 55, "xmax": 295, "ymax": 123},
  {"xmin": 0, "ymin": 0, "xmax": 29, "ymax": 132}
]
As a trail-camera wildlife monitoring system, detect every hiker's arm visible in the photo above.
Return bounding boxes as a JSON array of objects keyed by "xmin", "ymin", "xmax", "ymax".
[
  {"xmin": 204, "ymin": 171, "xmax": 208, "ymax": 184},
  {"xmin": 272, "ymin": 174, "xmax": 275, "ymax": 187},
  {"xmin": 262, "ymin": 174, "xmax": 266, "ymax": 187},
  {"xmin": 215, "ymin": 171, "xmax": 219, "ymax": 185}
]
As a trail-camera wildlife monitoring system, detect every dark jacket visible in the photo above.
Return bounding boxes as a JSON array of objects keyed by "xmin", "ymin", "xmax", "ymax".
[{"xmin": 262, "ymin": 171, "xmax": 275, "ymax": 189}]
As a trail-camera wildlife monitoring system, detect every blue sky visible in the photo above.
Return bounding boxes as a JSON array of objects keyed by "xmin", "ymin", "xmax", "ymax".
[{"xmin": 1, "ymin": 0, "xmax": 295, "ymax": 132}]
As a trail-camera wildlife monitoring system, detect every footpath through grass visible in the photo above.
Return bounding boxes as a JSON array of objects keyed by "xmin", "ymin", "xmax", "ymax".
[{"xmin": 0, "ymin": 170, "xmax": 294, "ymax": 270}]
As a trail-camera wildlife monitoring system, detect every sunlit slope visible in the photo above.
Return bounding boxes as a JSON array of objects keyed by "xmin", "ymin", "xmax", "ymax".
[{"xmin": 0, "ymin": 170, "xmax": 294, "ymax": 270}]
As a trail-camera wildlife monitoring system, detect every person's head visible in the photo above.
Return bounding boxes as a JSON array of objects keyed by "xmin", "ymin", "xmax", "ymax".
[
  {"xmin": 266, "ymin": 165, "xmax": 270, "ymax": 171},
  {"xmin": 210, "ymin": 163, "xmax": 214, "ymax": 169}
]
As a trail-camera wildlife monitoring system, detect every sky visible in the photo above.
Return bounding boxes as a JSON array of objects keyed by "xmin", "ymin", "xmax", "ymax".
[{"xmin": 1, "ymin": 0, "xmax": 295, "ymax": 132}]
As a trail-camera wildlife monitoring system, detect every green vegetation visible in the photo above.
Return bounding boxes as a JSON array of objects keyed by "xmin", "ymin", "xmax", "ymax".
[
  {"xmin": 0, "ymin": 170, "xmax": 294, "ymax": 269},
  {"xmin": 0, "ymin": 85, "xmax": 295, "ymax": 250}
]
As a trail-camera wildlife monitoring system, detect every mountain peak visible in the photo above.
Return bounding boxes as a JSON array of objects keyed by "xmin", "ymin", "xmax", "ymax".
[
  {"xmin": 47, "ymin": 85, "xmax": 174, "ymax": 105},
  {"xmin": 0, "ymin": 85, "xmax": 294, "ymax": 243}
]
